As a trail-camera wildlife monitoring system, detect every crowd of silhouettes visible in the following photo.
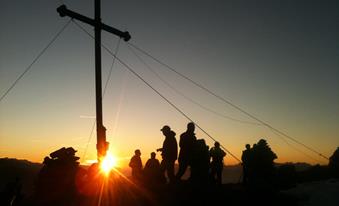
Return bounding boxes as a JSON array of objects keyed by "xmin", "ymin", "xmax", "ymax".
[
  {"xmin": 241, "ymin": 139, "xmax": 277, "ymax": 187},
  {"xmin": 128, "ymin": 122, "xmax": 227, "ymax": 186},
  {"xmin": 59, "ymin": 137, "xmax": 333, "ymax": 203},
  {"xmin": 5, "ymin": 124, "xmax": 339, "ymax": 206}
]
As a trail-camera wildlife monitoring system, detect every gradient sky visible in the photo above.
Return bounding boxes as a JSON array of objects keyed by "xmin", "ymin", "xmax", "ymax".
[{"xmin": 1, "ymin": 0, "xmax": 338, "ymax": 166}]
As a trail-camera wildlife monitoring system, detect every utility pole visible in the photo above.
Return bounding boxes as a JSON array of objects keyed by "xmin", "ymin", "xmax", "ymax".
[{"xmin": 57, "ymin": 0, "xmax": 131, "ymax": 162}]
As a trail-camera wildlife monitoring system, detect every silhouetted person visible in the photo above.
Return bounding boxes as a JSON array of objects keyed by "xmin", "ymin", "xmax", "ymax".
[
  {"xmin": 129, "ymin": 149, "xmax": 143, "ymax": 181},
  {"xmin": 251, "ymin": 139, "xmax": 277, "ymax": 188},
  {"xmin": 241, "ymin": 144, "xmax": 252, "ymax": 185},
  {"xmin": 145, "ymin": 152, "xmax": 160, "ymax": 171},
  {"xmin": 144, "ymin": 152, "xmax": 165, "ymax": 186},
  {"xmin": 329, "ymin": 147, "xmax": 339, "ymax": 177},
  {"xmin": 209, "ymin": 142, "xmax": 226, "ymax": 185},
  {"xmin": 157, "ymin": 125, "xmax": 178, "ymax": 183},
  {"xmin": 191, "ymin": 139, "xmax": 210, "ymax": 185},
  {"xmin": 176, "ymin": 122, "xmax": 197, "ymax": 180},
  {"xmin": 35, "ymin": 147, "xmax": 80, "ymax": 205}
]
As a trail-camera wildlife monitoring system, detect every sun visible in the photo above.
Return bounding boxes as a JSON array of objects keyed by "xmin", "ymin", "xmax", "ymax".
[{"xmin": 100, "ymin": 153, "xmax": 117, "ymax": 175}]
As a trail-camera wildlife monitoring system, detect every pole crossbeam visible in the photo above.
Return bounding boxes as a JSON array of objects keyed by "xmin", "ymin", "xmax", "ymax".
[
  {"xmin": 57, "ymin": 5, "xmax": 131, "ymax": 41},
  {"xmin": 57, "ymin": 1, "xmax": 131, "ymax": 161}
]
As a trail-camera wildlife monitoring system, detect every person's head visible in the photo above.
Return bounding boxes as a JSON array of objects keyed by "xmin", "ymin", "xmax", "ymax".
[
  {"xmin": 135, "ymin": 149, "xmax": 141, "ymax": 156},
  {"xmin": 214, "ymin": 141, "xmax": 220, "ymax": 148},
  {"xmin": 187, "ymin": 122, "xmax": 195, "ymax": 132},
  {"xmin": 151, "ymin": 152, "xmax": 156, "ymax": 159},
  {"xmin": 161, "ymin": 125, "xmax": 171, "ymax": 135},
  {"xmin": 245, "ymin": 144, "xmax": 251, "ymax": 150},
  {"xmin": 258, "ymin": 139, "xmax": 267, "ymax": 146},
  {"xmin": 66, "ymin": 147, "xmax": 77, "ymax": 155},
  {"xmin": 43, "ymin": 157, "xmax": 51, "ymax": 164}
]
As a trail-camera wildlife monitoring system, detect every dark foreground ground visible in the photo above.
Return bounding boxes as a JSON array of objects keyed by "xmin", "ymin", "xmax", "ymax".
[
  {"xmin": 1, "ymin": 158, "xmax": 333, "ymax": 206},
  {"xmin": 0, "ymin": 158, "xmax": 299, "ymax": 206},
  {"xmin": 15, "ymin": 179, "xmax": 298, "ymax": 206},
  {"xmin": 150, "ymin": 182, "xmax": 299, "ymax": 206}
]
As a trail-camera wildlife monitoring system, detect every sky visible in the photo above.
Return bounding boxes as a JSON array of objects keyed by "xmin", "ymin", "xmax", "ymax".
[{"xmin": 0, "ymin": 0, "xmax": 338, "ymax": 166}]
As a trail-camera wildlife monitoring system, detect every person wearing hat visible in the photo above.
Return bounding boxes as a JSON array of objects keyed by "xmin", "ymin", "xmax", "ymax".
[{"xmin": 157, "ymin": 125, "xmax": 178, "ymax": 183}]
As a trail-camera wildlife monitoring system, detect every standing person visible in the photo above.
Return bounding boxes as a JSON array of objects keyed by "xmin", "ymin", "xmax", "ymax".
[
  {"xmin": 176, "ymin": 122, "xmax": 197, "ymax": 180},
  {"xmin": 241, "ymin": 144, "xmax": 252, "ymax": 185},
  {"xmin": 144, "ymin": 152, "xmax": 161, "ymax": 173},
  {"xmin": 157, "ymin": 125, "xmax": 178, "ymax": 183},
  {"xmin": 144, "ymin": 152, "xmax": 164, "ymax": 185},
  {"xmin": 209, "ymin": 142, "xmax": 226, "ymax": 185},
  {"xmin": 129, "ymin": 149, "xmax": 143, "ymax": 181},
  {"xmin": 191, "ymin": 139, "xmax": 210, "ymax": 185},
  {"xmin": 252, "ymin": 139, "xmax": 277, "ymax": 180}
]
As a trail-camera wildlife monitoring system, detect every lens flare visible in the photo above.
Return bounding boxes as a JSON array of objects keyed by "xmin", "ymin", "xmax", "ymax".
[{"xmin": 100, "ymin": 153, "xmax": 117, "ymax": 175}]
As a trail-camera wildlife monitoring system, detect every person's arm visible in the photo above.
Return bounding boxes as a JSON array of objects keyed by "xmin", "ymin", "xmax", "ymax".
[
  {"xmin": 222, "ymin": 150, "xmax": 226, "ymax": 157},
  {"xmin": 179, "ymin": 135, "xmax": 184, "ymax": 148},
  {"xmin": 139, "ymin": 158, "xmax": 143, "ymax": 169},
  {"xmin": 144, "ymin": 160, "xmax": 150, "ymax": 169},
  {"xmin": 129, "ymin": 157, "xmax": 133, "ymax": 167}
]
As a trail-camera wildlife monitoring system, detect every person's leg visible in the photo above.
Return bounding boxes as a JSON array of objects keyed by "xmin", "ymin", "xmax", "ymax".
[
  {"xmin": 243, "ymin": 167, "xmax": 248, "ymax": 184},
  {"xmin": 176, "ymin": 160, "xmax": 188, "ymax": 179},
  {"xmin": 217, "ymin": 166, "xmax": 222, "ymax": 185},
  {"xmin": 160, "ymin": 160, "xmax": 168, "ymax": 183},
  {"xmin": 210, "ymin": 164, "xmax": 216, "ymax": 184},
  {"xmin": 167, "ymin": 160, "xmax": 175, "ymax": 183}
]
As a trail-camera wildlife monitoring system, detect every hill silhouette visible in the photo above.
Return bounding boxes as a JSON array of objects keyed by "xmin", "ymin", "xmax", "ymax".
[{"xmin": 0, "ymin": 158, "xmax": 42, "ymax": 196}]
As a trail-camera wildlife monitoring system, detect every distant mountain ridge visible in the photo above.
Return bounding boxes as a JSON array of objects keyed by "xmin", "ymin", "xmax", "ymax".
[
  {"xmin": 275, "ymin": 162, "xmax": 312, "ymax": 172},
  {"xmin": 0, "ymin": 158, "xmax": 42, "ymax": 195}
]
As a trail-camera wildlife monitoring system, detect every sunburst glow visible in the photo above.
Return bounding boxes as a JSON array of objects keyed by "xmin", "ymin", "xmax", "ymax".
[{"xmin": 100, "ymin": 153, "xmax": 117, "ymax": 175}]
